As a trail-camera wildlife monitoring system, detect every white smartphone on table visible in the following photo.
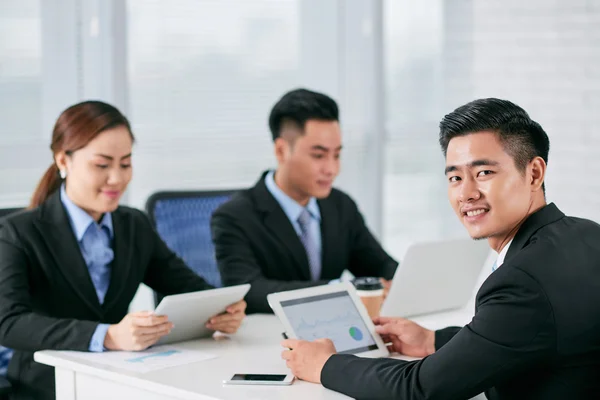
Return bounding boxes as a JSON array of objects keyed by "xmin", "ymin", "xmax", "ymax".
[{"xmin": 222, "ymin": 373, "xmax": 294, "ymax": 386}]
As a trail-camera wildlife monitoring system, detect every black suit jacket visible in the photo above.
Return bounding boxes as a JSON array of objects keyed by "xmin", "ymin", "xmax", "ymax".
[
  {"xmin": 0, "ymin": 192, "xmax": 212, "ymax": 400},
  {"xmin": 211, "ymin": 172, "xmax": 398, "ymax": 313},
  {"xmin": 321, "ymin": 203, "xmax": 600, "ymax": 399}
]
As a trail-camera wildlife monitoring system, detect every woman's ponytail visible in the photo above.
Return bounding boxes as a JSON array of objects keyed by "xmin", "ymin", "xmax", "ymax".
[{"xmin": 29, "ymin": 164, "xmax": 62, "ymax": 209}]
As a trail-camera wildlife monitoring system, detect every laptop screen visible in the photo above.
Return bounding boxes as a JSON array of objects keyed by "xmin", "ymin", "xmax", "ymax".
[{"xmin": 280, "ymin": 290, "xmax": 378, "ymax": 355}]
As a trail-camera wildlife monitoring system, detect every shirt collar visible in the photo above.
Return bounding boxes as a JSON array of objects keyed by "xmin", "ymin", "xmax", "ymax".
[
  {"xmin": 495, "ymin": 239, "xmax": 513, "ymax": 268},
  {"xmin": 265, "ymin": 170, "xmax": 321, "ymax": 223},
  {"xmin": 60, "ymin": 184, "xmax": 113, "ymax": 241}
]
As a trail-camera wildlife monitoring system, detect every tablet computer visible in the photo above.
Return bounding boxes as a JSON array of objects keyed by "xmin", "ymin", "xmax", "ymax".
[
  {"xmin": 154, "ymin": 284, "xmax": 250, "ymax": 345},
  {"xmin": 268, "ymin": 282, "xmax": 388, "ymax": 358}
]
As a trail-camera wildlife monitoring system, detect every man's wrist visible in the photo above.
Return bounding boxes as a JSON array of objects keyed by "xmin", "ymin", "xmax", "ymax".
[
  {"xmin": 104, "ymin": 325, "xmax": 118, "ymax": 350},
  {"xmin": 425, "ymin": 329, "xmax": 436, "ymax": 355}
]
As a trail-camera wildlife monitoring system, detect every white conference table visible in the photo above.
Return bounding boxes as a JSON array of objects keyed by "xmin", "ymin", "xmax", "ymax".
[{"xmin": 35, "ymin": 310, "xmax": 482, "ymax": 400}]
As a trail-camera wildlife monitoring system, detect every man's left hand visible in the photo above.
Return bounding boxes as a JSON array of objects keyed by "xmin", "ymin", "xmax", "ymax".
[{"xmin": 281, "ymin": 338, "xmax": 337, "ymax": 383}]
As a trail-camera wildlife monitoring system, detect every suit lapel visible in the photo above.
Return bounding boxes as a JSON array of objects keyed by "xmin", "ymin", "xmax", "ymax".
[
  {"xmin": 253, "ymin": 172, "xmax": 312, "ymax": 280},
  {"xmin": 102, "ymin": 208, "xmax": 134, "ymax": 312},
  {"xmin": 34, "ymin": 192, "xmax": 102, "ymax": 316},
  {"xmin": 505, "ymin": 203, "xmax": 565, "ymax": 263}
]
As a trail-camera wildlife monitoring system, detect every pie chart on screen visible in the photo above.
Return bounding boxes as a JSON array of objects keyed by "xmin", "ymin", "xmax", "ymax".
[{"xmin": 349, "ymin": 326, "xmax": 363, "ymax": 341}]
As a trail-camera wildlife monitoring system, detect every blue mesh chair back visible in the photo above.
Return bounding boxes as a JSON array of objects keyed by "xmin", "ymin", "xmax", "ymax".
[
  {"xmin": 146, "ymin": 191, "xmax": 236, "ymax": 292},
  {"xmin": 0, "ymin": 347, "xmax": 10, "ymax": 377},
  {"xmin": 0, "ymin": 207, "xmax": 21, "ymax": 393}
]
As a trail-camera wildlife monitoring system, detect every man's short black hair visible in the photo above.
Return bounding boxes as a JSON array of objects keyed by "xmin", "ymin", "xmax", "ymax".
[
  {"xmin": 439, "ymin": 98, "xmax": 550, "ymax": 191},
  {"xmin": 268, "ymin": 88, "xmax": 339, "ymax": 141}
]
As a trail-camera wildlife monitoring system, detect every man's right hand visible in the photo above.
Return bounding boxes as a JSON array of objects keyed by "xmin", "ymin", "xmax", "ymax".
[
  {"xmin": 373, "ymin": 316, "xmax": 435, "ymax": 357},
  {"xmin": 104, "ymin": 311, "xmax": 173, "ymax": 351}
]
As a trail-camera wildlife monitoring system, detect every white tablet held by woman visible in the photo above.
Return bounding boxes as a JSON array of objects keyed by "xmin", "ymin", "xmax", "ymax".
[
  {"xmin": 154, "ymin": 284, "xmax": 250, "ymax": 345},
  {"xmin": 267, "ymin": 282, "xmax": 388, "ymax": 358}
]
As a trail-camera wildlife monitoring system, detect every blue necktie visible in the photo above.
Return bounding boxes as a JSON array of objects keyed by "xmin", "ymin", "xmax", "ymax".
[
  {"xmin": 492, "ymin": 260, "xmax": 498, "ymax": 272},
  {"xmin": 81, "ymin": 224, "xmax": 114, "ymax": 304},
  {"xmin": 297, "ymin": 209, "xmax": 321, "ymax": 281}
]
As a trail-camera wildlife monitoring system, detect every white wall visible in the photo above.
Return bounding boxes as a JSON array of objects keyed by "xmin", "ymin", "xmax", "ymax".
[{"xmin": 383, "ymin": 0, "xmax": 600, "ymax": 260}]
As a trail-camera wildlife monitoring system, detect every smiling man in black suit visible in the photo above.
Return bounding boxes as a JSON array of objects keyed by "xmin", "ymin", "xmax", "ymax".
[
  {"xmin": 211, "ymin": 88, "xmax": 398, "ymax": 314},
  {"xmin": 281, "ymin": 98, "xmax": 600, "ymax": 399}
]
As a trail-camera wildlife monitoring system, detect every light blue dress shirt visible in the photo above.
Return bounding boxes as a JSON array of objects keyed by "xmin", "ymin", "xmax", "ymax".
[
  {"xmin": 265, "ymin": 170, "xmax": 322, "ymax": 265},
  {"xmin": 60, "ymin": 184, "xmax": 113, "ymax": 352}
]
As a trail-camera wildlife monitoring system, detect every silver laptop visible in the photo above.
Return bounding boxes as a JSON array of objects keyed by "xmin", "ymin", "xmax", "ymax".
[{"xmin": 381, "ymin": 239, "xmax": 490, "ymax": 317}]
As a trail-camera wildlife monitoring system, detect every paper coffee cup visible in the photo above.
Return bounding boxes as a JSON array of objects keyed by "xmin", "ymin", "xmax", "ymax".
[{"xmin": 353, "ymin": 277, "xmax": 384, "ymax": 319}]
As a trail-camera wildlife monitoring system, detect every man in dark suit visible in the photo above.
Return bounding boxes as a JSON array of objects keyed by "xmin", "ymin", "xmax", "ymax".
[
  {"xmin": 212, "ymin": 88, "xmax": 398, "ymax": 313},
  {"xmin": 281, "ymin": 98, "xmax": 600, "ymax": 399}
]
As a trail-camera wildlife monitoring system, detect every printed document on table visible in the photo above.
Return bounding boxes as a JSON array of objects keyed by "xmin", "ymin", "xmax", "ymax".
[{"xmin": 62, "ymin": 345, "xmax": 216, "ymax": 373}]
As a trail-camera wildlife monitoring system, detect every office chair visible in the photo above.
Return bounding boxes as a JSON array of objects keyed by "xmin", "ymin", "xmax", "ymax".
[
  {"xmin": 0, "ymin": 207, "xmax": 21, "ymax": 397},
  {"xmin": 0, "ymin": 347, "xmax": 11, "ymax": 397},
  {"xmin": 146, "ymin": 190, "xmax": 237, "ymax": 304}
]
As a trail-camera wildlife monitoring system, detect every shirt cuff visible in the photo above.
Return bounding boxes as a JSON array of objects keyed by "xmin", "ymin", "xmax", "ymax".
[{"xmin": 89, "ymin": 324, "xmax": 110, "ymax": 352}]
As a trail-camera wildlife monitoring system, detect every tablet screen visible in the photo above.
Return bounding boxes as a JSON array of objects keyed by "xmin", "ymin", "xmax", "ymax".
[{"xmin": 280, "ymin": 290, "xmax": 378, "ymax": 355}]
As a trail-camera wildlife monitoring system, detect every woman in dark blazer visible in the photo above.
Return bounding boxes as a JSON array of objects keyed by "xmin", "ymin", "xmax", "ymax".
[{"xmin": 0, "ymin": 101, "xmax": 246, "ymax": 400}]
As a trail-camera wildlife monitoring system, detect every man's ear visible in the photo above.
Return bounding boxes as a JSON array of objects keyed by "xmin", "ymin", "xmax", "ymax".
[
  {"xmin": 529, "ymin": 156, "xmax": 546, "ymax": 192},
  {"xmin": 274, "ymin": 137, "xmax": 290, "ymax": 165}
]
